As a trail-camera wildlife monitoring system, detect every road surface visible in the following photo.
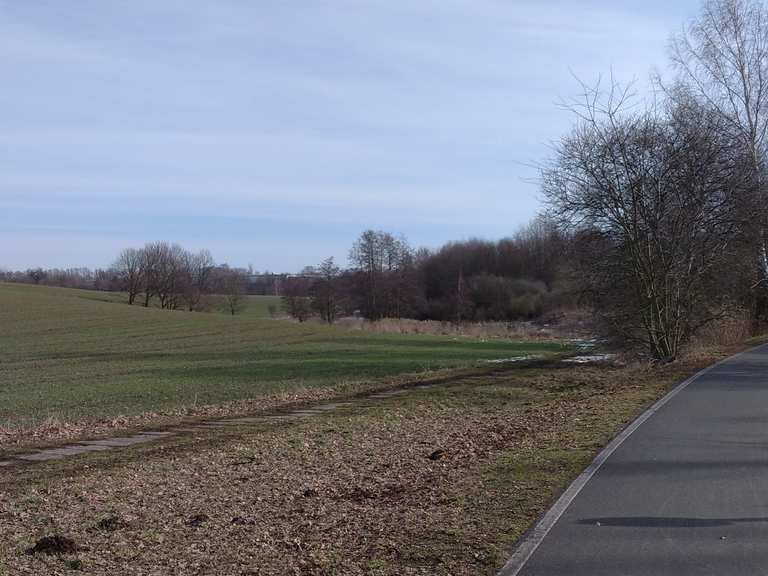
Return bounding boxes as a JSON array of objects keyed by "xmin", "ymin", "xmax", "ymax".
[{"xmin": 505, "ymin": 343, "xmax": 768, "ymax": 575}]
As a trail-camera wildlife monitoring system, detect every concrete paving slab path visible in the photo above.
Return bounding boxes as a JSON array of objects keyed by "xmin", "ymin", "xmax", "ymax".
[{"xmin": 0, "ymin": 374, "xmax": 455, "ymax": 469}]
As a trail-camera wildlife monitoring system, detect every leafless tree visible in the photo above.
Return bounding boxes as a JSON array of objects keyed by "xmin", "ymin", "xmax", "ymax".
[
  {"xmin": 671, "ymin": 0, "xmax": 768, "ymax": 289},
  {"xmin": 156, "ymin": 243, "xmax": 189, "ymax": 310},
  {"xmin": 350, "ymin": 230, "xmax": 385, "ymax": 318},
  {"xmin": 349, "ymin": 230, "xmax": 417, "ymax": 319},
  {"xmin": 543, "ymin": 81, "xmax": 753, "ymax": 359},
  {"xmin": 26, "ymin": 268, "xmax": 46, "ymax": 285},
  {"xmin": 310, "ymin": 257, "xmax": 341, "ymax": 324},
  {"xmin": 182, "ymin": 249, "xmax": 215, "ymax": 311},
  {"xmin": 114, "ymin": 248, "xmax": 143, "ymax": 305},
  {"xmin": 139, "ymin": 243, "xmax": 162, "ymax": 307},
  {"xmin": 281, "ymin": 276, "xmax": 313, "ymax": 322}
]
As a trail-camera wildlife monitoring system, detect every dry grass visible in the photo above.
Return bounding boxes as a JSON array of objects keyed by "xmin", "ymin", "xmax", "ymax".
[
  {"xmin": 333, "ymin": 310, "xmax": 591, "ymax": 340},
  {"xmin": 690, "ymin": 308, "xmax": 754, "ymax": 348}
]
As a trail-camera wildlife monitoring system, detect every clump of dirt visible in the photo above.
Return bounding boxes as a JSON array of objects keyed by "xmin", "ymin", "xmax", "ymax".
[
  {"xmin": 187, "ymin": 514, "xmax": 209, "ymax": 527},
  {"xmin": 26, "ymin": 535, "xmax": 78, "ymax": 556},
  {"xmin": 428, "ymin": 449, "xmax": 446, "ymax": 461}
]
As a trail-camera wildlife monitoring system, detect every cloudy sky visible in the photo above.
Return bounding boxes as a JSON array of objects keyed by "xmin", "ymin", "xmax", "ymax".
[{"xmin": 1, "ymin": 0, "xmax": 700, "ymax": 272}]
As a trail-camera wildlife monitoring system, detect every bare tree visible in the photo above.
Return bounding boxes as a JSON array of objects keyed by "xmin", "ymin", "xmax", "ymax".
[
  {"xmin": 671, "ymin": 0, "xmax": 768, "ymax": 290},
  {"xmin": 114, "ymin": 248, "xmax": 143, "ymax": 305},
  {"xmin": 139, "ymin": 243, "xmax": 162, "ymax": 307},
  {"xmin": 158, "ymin": 243, "xmax": 189, "ymax": 310},
  {"xmin": 26, "ymin": 268, "xmax": 46, "ymax": 285},
  {"xmin": 281, "ymin": 276, "xmax": 313, "ymax": 322},
  {"xmin": 310, "ymin": 257, "xmax": 341, "ymax": 324},
  {"xmin": 349, "ymin": 230, "xmax": 416, "ymax": 319},
  {"xmin": 183, "ymin": 249, "xmax": 215, "ymax": 311},
  {"xmin": 543, "ymin": 81, "xmax": 752, "ymax": 359},
  {"xmin": 350, "ymin": 230, "xmax": 384, "ymax": 319}
]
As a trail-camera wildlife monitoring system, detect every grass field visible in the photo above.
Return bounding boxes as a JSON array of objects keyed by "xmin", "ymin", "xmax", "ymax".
[
  {"xmin": 0, "ymin": 283, "xmax": 565, "ymax": 431},
  {"xmin": 234, "ymin": 294, "xmax": 282, "ymax": 318}
]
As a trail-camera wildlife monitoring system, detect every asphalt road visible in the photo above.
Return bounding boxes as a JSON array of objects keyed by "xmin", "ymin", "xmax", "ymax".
[{"xmin": 511, "ymin": 344, "xmax": 768, "ymax": 576}]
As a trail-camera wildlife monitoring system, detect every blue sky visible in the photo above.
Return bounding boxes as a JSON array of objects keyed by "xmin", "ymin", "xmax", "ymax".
[{"xmin": 1, "ymin": 0, "xmax": 699, "ymax": 272}]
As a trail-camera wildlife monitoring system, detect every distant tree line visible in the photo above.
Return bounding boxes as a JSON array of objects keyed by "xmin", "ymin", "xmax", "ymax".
[
  {"xmin": 113, "ymin": 242, "xmax": 248, "ymax": 313},
  {"xmin": 1, "ymin": 243, "xmax": 249, "ymax": 315},
  {"xmin": 2, "ymin": 224, "xmax": 571, "ymax": 323},
  {"xmin": 0, "ymin": 267, "xmax": 121, "ymax": 291},
  {"xmin": 280, "ymin": 222, "xmax": 571, "ymax": 325}
]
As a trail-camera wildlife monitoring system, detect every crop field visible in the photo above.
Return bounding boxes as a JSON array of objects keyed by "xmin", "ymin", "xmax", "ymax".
[{"xmin": 0, "ymin": 283, "xmax": 565, "ymax": 431}]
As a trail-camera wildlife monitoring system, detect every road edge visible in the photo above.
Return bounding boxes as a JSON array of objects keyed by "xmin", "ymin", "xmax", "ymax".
[{"xmin": 496, "ymin": 342, "xmax": 768, "ymax": 576}]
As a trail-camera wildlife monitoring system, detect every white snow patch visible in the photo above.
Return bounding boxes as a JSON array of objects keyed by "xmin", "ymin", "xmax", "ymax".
[
  {"xmin": 562, "ymin": 354, "xmax": 617, "ymax": 364},
  {"xmin": 484, "ymin": 356, "xmax": 537, "ymax": 364},
  {"xmin": 569, "ymin": 338, "xmax": 606, "ymax": 351}
]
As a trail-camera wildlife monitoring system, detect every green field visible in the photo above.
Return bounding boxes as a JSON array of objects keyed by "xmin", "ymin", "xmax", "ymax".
[
  {"xmin": 235, "ymin": 294, "xmax": 282, "ymax": 318},
  {"xmin": 0, "ymin": 283, "xmax": 565, "ymax": 428}
]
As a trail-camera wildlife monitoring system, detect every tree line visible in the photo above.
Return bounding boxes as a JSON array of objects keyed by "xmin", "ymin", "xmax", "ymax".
[
  {"xmin": 1, "ymin": 223, "xmax": 568, "ymax": 324},
  {"xmin": 113, "ymin": 242, "xmax": 248, "ymax": 313},
  {"xmin": 281, "ymin": 222, "xmax": 570, "ymax": 325},
  {"xmin": 0, "ymin": 243, "xmax": 250, "ymax": 315}
]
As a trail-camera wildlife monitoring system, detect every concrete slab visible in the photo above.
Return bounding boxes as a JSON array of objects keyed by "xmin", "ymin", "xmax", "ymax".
[
  {"xmin": 217, "ymin": 417, "xmax": 268, "ymax": 424},
  {"xmin": 209, "ymin": 420, "xmax": 248, "ymax": 426},
  {"xmin": 62, "ymin": 444, "xmax": 111, "ymax": 453},
  {"xmin": 17, "ymin": 451, "xmax": 66, "ymax": 462},
  {"xmin": 369, "ymin": 390, "xmax": 409, "ymax": 398},
  {"xmin": 79, "ymin": 436, "xmax": 157, "ymax": 447}
]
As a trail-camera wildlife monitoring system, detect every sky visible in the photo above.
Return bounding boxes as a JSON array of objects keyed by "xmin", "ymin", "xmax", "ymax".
[{"xmin": 1, "ymin": 0, "xmax": 701, "ymax": 272}]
